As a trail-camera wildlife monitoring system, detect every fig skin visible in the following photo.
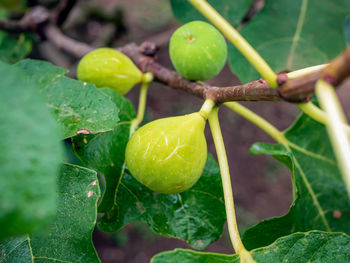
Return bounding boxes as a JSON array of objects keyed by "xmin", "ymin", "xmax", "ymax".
[
  {"xmin": 125, "ymin": 112, "xmax": 207, "ymax": 194},
  {"xmin": 169, "ymin": 20, "xmax": 227, "ymax": 81},
  {"xmin": 77, "ymin": 48, "xmax": 142, "ymax": 95}
]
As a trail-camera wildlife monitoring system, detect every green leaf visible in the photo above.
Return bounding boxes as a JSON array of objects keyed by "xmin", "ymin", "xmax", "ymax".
[
  {"xmin": 0, "ymin": 61, "xmax": 63, "ymax": 239},
  {"xmin": 151, "ymin": 231, "xmax": 350, "ymax": 263},
  {"xmin": 345, "ymin": 16, "xmax": 350, "ymax": 46},
  {"xmin": 72, "ymin": 87, "xmax": 136, "ymax": 212},
  {"xmin": 0, "ymin": 32, "xmax": 32, "ymax": 63},
  {"xmin": 169, "ymin": 0, "xmax": 254, "ymax": 27},
  {"xmin": 100, "ymin": 155, "xmax": 225, "ymax": 250},
  {"xmin": 0, "ymin": 0, "xmax": 24, "ymax": 10},
  {"xmin": 228, "ymin": 0, "xmax": 350, "ymax": 83},
  {"xmin": 14, "ymin": 59, "xmax": 120, "ymax": 139},
  {"xmin": 73, "ymin": 101, "xmax": 226, "ymax": 250},
  {"xmin": 242, "ymin": 113, "xmax": 350, "ymax": 250},
  {"xmin": 0, "ymin": 164, "xmax": 101, "ymax": 263}
]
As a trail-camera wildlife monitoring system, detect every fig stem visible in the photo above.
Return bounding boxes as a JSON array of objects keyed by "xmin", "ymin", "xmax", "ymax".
[
  {"xmin": 199, "ymin": 98, "xmax": 215, "ymax": 120},
  {"xmin": 285, "ymin": 64, "xmax": 348, "ymax": 130},
  {"xmin": 208, "ymin": 107, "xmax": 256, "ymax": 262},
  {"xmin": 188, "ymin": 0, "xmax": 350, "ymax": 140},
  {"xmin": 287, "ymin": 64, "xmax": 326, "ymax": 79},
  {"xmin": 315, "ymin": 80, "xmax": 350, "ymax": 198},
  {"xmin": 297, "ymin": 102, "xmax": 350, "ymax": 136},
  {"xmin": 188, "ymin": 0, "xmax": 277, "ymax": 89},
  {"xmin": 284, "ymin": 64, "xmax": 350, "ymax": 134},
  {"xmin": 130, "ymin": 72, "xmax": 153, "ymax": 134},
  {"xmin": 224, "ymin": 102, "xmax": 288, "ymax": 146}
]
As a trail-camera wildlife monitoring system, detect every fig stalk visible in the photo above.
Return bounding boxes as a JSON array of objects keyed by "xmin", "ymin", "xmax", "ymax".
[
  {"xmin": 208, "ymin": 106, "xmax": 256, "ymax": 262},
  {"xmin": 130, "ymin": 72, "xmax": 153, "ymax": 134},
  {"xmin": 315, "ymin": 80, "xmax": 350, "ymax": 198}
]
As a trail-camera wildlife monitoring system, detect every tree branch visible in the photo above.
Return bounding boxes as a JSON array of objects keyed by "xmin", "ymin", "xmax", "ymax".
[
  {"xmin": 0, "ymin": 6, "xmax": 50, "ymax": 33},
  {"xmin": 44, "ymin": 25, "xmax": 94, "ymax": 58},
  {"xmin": 119, "ymin": 43, "xmax": 279, "ymax": 103},
  {"xmin": 53, "ymin": 0, "xmax": 78, "ymax": 27},
  {"xmin": 0, "ymin": 3, "xmax": 349, "ymax": 104},
  {"xmin": 278, "ymin": 47, "xmax": 350, "ymax": 102}
]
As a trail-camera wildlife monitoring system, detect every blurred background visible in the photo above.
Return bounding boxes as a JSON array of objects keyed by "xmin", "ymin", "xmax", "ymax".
[{"xmin": 13, "ymin": 0, "xmax": 350, "ymax": 262}]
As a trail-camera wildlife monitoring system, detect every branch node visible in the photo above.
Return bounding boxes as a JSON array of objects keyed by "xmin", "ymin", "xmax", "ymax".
[
  {"xmin": 24, "ymin": 6, "xmax": 50, "ymax": 34},
  {"xmin": 205, "ymin": 87, "xmax": 218, "ymax": 103},
  {"xmin": 276, "ymin": 72, "xmax": 288, "ymax": 86},
  {"xmin": 139, "ymin": 41, "xmax": 160, "ymax": 57}
]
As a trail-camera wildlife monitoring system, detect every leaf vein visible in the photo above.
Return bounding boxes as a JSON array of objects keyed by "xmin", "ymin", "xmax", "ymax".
[
  {"xmin": 286, "ymin": 0, "xmax": 308, "ymax": 69},
  {"xmin": 291, "ymin": 155, "xmax": 331, "ymax": 231}
]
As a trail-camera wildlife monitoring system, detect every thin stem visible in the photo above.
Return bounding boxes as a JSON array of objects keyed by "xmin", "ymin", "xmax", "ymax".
[
  {"xmin": 130, "ymin": 72, "xmax": 153, "ymax": 134},
  {"xmin": 288, "ymin": 64, "xmax": 350, "ymax": 137},
  {"xmin": 315, "ymin": 80, "xmax": 350, "ymax": 198},
  {"xmin": 224, "ymin": 102, "xmax": 287, "ymax": 146},
  {"xmin": 298, "ymin": 102, "xmax": 350, "ymax": 136},
  {"xmin": 287, "ymin": 64, "xmax": 326, "ymax": 79},
  {"xmin": 135, "ymin": 81, "xmax": 149, "ymax": 125},
  {"xmin": 199, "ymin": 98, "xmax": 215, "ymax": 120},
  {"xmin": 208, "ymin": 107, "xmax": 256, "ymax": 263},
  {"xmin": 188, "ymin": 0, "xmax": 277, "ymax": 89}
]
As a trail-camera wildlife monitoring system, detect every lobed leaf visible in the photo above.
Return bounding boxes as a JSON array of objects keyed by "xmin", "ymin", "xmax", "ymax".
[
  {"xmin": 228, "ymin": 0, "xmax": 350, "ymax": 82},
  {"xmin": 72, "ymin": 87, "xmax": 136, "ymax": 212},
  {"xmin": 151, "ymin": 231, "xmax": 350, "ymax": 263},
  {"xmin": 242, "ymin": 113, "xmax": 350, "ymax": 250},
  {"xmin": 0, "ymin": 164, "xmax": 101, "ymax": 263},
  {"xmin": 14, "ymin": 59, "xmax": 120, "ymax": 139},
  {"xmin": 0, "ymin": 61, "xmax": 63, "ymax": 239},
  {"xmin": 97, "ymin": 155, "xmax": 225, "ymax": 250}
]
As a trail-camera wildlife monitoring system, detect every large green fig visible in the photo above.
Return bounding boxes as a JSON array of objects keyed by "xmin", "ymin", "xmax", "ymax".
[
  {"xmin": 169, "ymin": 20, "xmax": 227, "ymax": 81},
  {"xmin": 77, "ymin": 48, "xmax": 142, "ymax": 95},
  {"xmin": 125, "ymin": 112, "xmax": 207, "ymax": 194}
]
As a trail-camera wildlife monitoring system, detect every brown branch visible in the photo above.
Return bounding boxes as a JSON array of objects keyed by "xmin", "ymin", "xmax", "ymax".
[
  {"xmin": 0, "ymin": 5, "xmax": 93, "ymax": 58},
  {"xmin": 279, "ymin": 47, "xmax": 350, "ymax": 102},
  {"xmin": 44, "ymin": 25, "xmax": 94, "ymax": 58},
  {"xmin": 321, "ymin": 47, "xmax": 350, "ymax": 86},
  {"xmin": 119, "ymin": 43, "xmax": 279, "ymax": 103},
  {"xmin": 53, "ymin": 0, "xmax": 78, "ymax": 27},
  {"xmin": 1, "ymin": 4, "xmax": 349, "ymax": 104},
  {"xmin": 0, "ymin": 6, "xmax": 50, "ymax": 33}
]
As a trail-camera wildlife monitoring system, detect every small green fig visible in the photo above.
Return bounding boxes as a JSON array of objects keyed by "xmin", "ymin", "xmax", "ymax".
[
  {"xmin": 77, "ymin": 48, "xmax": 142, "ymax": 95},
  {"xmin": 125, "ymin": 112, "xmax": 207, "ymax": 194},
  {"xmin": 169, "ymin": 20, "xmax": 227, "ymax": 81}
]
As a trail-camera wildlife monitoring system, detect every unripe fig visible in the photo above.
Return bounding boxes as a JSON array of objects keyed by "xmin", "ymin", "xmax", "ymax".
[
  {"xmin": 77, "ymin": 48, "xmax": 142, "ymax": 95},
  {"xmin": 125, "ymin": 112, "xmax": 207, "ymax": 194},
  {"xmin": 169, "ymin": 20, "xmax": 227, "ymax": 81}
]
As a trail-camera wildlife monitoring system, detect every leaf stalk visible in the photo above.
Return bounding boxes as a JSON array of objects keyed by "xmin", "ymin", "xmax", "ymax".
[
  {"xmin": 130, "ymin": 72, "xmax": 153, "ymax": 134},
  {"xmin": 315, "ymin": 80, "xmax": 350, "ymax": 198}
]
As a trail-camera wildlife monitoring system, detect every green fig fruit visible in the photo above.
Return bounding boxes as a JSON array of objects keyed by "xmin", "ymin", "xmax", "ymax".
[
  {"xmin": 169, "ymin": 20, "xmax": 227, "ymax": 81},
  {"xmin": 125, "ymin": 112, "xmax": 207, "ymax": 194},
  {"xmin": 77, "ymin": 48, "xmax": 142, "ymax": 95}
]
